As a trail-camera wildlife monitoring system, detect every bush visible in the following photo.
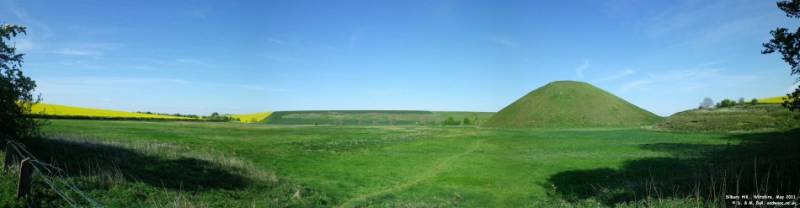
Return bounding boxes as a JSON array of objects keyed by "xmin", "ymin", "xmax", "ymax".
[
  {"xmin": 716, "ymin": 99, "xmax": 736, "ymax": 108},
  {"xmin": 443, "ymin": 116, "xmax": 460, "ymax": 125},
  {"xmin": 1, "ymin": 24, "xmax": 40, "ymax": 143}
]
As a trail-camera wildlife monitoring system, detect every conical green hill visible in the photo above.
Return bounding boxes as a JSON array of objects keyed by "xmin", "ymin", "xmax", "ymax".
[{"xmin": 483, "ymin": 81, "xmax": 661, "ymax": 128}]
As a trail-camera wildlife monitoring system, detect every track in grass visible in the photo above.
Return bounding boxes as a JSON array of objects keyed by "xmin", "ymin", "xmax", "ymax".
[
  {"xmin": 336, "ymin": 139, "xmax": 485, "ymax": 207},
  {"xmin": 13, "ymin": 119, "xmax": 798, "ymax": 207}
]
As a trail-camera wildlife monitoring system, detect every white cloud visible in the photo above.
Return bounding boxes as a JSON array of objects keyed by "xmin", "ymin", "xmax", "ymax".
[
  {"xmin": 175, "ymin": 58, "xmax": 209, "ymax": 66},
  {"xmin": 596, "ymin": 69, "xmax": 636, "ymax": 82},
  {"xmin": 266, "ymin": 37, "xmax": 286, "ymax": 45},
  {"xmin": 35, "ymin": 77, "xmax": 191, "ymax": 97},
  {"xmin": 348, "ymin": 29, "xmax": 365, "ymax": 49},
  {"xmin": 789, "ymin": 82, "xmax": 800, "ymax": 93},
  {"xmin": 487, "ymin": 36, "xmax": 518, "ymax": 48},
  {"xmin": 234, "ymin": 84, "xmax": 287, "ymax": 92},
  {"xmin": 616, "ymin": 64, "xmax": 759, "ymax": 93},
  {"xmin": 575, "ymin": 60, "xmax": 589, "ymax": 79},
  {"xmin": 620, "ymin": 79, "xmax": 652, "ymax": 92},
  {"xmin": 51, "ymin": 48, "xmax": 104, "ymax": 56},
  {"xmin": 49, "ymin": 42, "xmax": 119, "ymax": 56},
  {"xmin": 635, "ymin": 0, "xmax": 776, "ymax": 48},
  {"xmin": 13, "ymin": 37, "xmax": 36, "ymax": 52}
]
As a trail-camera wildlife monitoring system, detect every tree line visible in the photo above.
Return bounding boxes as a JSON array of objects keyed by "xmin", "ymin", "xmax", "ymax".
[{"xmin": 698, "ymin": 97, "xmax": 759, "ymax": 110}]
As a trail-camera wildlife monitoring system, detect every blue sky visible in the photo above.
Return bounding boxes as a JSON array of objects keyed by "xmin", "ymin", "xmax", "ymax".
[{"xmin": 1, "ymin": 0, "xmax": 797, "ymax": 116}]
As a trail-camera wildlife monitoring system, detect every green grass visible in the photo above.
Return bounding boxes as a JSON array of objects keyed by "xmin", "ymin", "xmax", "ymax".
[
  {"xmin": 265, "ymin": 110, "xmax": 495, "ymax": 126},
  {"xmin": 656, "ymin": 104, "xmax": 800, "ymax": 132},
  {"xmin": 484, "ymin": 81, "xmax": 662, "ymax": 128},
  {"xmin": 1, "ymin": 120, "xmax": 798, "ymax": 207}
]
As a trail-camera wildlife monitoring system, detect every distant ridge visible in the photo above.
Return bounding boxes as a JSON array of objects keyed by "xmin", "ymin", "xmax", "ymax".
[
  {"xmin": 483, "ymin": 81, "xmax": 661, "ymax": 128},
  {"xmin": 265, "ymin": 110, "xmax": 494, "ymax": 126}
]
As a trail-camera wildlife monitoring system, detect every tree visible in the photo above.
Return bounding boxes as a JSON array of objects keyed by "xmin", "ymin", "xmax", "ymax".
[
  {"xmin": 751, "ymin": 98, "xmax": 759, "ymax": 105},
  {"xmin": 443, "ymin": 116, "xmax": 459, "ymax": 125},
  {"xmin": 1, "ymin": 24, "xmax": 39, "ymax": 142},
  {"xmin": 462, "ymin": 117, "xmax": 471, "ymax": 125},
  {"xmin": 699, "ymin": 97, "xmax": 714, "ymax": 109},
  {"xmin": 763, "ymin": 0, "xmax": 800, "ymax": 111},
  {"xmin": 738, "ymin": 97, "xmax": 746, "ymax": 105},
  {"xmin": 717, "ymin": 99, "xmax": 736, "ymax": 108}
]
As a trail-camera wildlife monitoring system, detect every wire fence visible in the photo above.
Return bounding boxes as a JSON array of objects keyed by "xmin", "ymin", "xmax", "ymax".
[{"xmin": 4, "ymin": 140, "xmax": 103, "ymax": 207}]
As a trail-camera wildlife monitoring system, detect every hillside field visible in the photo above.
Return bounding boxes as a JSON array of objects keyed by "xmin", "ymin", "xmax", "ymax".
[
  {"xmin": 656, "ymin": 104, "xmax": 800, "ymax": 132},
  {"xmin": 231, "ymin": 112, "xmax": 273, "ymax": 123},
  {"xmin": 2, "ymin": 120, "xmax": 797, "ymax": 207},
  {"xmin": 265, "ymin": 110, "xmax": 495, "ymax": 126},
  {"xmin": 28, "ymin": 103, "xmax": 196, "ymax": 120}
]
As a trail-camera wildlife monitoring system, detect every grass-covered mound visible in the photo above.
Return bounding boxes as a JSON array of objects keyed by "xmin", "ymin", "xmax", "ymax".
[
  {"xmin": 265, "ymin": 110, "xmax": 494, "ymax": 126},
  {"xmin": 656, "ymin": 104, "xmax": 800, "ymax": 132},
  {"xmin": 484, "ymin": 81, "xmax": 661, "ymax": 128}
]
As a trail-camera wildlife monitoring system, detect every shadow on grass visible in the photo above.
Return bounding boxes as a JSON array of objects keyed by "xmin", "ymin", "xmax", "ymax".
[
  {"xmin": 13, "ymin": 136, "xmax": 251, "ymax": 191},
  {"xmin": 547, "ymin": 129, "xmax": 800, "ymax": 206}
]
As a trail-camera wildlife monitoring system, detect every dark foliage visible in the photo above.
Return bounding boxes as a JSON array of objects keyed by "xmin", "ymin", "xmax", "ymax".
[
  {"xmin": 764, "ymin": 0, "xmax": 800, "ymax": 111},
  {"xmin": 547, "ymin": 130, "xmax": 800, "ymax": 206},
  {"xmin": 1, "ymin": 24, "xmax": 40, "ymax": 143}
]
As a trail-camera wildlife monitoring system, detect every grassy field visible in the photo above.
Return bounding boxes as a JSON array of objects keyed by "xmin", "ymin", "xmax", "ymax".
[
  {"xmin": 265, "ymin": 110, "xmax": 495, "ymax": 126},
  {"xmin": 2, "ymin": 120, "xmax": 797, "ymax": 207},
  {"xmin": 29, "ymin": 103, "xmax": 196, "ymax": 120}
]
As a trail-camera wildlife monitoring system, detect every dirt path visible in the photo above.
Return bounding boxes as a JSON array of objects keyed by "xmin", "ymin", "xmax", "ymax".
[{"xmin": 335, "ymin": 138, "xmax": 485, "ymax": 208}]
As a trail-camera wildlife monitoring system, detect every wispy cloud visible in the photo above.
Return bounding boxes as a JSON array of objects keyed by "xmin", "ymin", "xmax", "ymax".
[
  {"xmin": 635, "ymin": 0, "xmax": 776, "ymax": 48},
  {"xmin": 5, "ymin": 1, "xmax": 53, "ymax": 38},
  {"xmin": 36, "ymin": 77, "xmax": 191, "ymax": 96},
  {"xmin": 51, "ymin": 48, "xmax": 104, "ymax": 56},
  {"xmin": 575, "ymin": 60, "xmax": 589, "ymax": 79},
  {"xmin": 789, "ymin": 82, "xmax": 800, "ymax": 93},
  {"xmin": 175, "ymin": 58, "xmax": 210, "ymax": 67},
  {"xmin": 13, "ymin": 37, "xmax": 36, "ymax": 52},
  {"xmin": 617, "ymin": 64, "xmax": 758, "ymax": 93},
  {"xmin": 48, "ymin": 42, "xmax": 119, "ymax": 57},
  {"xmin": 596, "ymin": 69, "xmax": 636, "ymax": 82},
  {"xmin": 620, "ymin": 79, "xmax": 653, "ymax": 92},
  {"xmin": 348, "ymin": 29, "xmax": 365, "ymax": 49},
  {"xmin": 487, "ymin": 36, "xmax": 518, "ymax": 48},
  {"xmin": 233, "ymin": 84, "xmax": 287, "ymax": 92},
  {"xmin": 188, "ymin": 8, "xmax": 211, "ymax": 19},
  {"xmin": 266, "ymin": 37, "xmax": 287, "ymax": 45}
]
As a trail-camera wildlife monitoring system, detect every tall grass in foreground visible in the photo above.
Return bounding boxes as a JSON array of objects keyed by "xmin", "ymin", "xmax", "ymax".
[{"xmin": 1, "ymin": 135, "xmax": 331, "ymax": 207}]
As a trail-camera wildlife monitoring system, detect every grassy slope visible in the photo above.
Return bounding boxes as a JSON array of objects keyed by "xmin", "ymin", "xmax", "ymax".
[
  {"xmin": 655, "ymin": 104, "xmax": 800, "ymax": 132},
  {"xmin": 29, "ymin": 103, "xmax": 195, "ymax": 120},
  {"xmin": 265, "ymin": 110, "xmax": 495, "ymax": 126},
  {"xmin": 231, "ymin": 112, "xmax": 273, "ymax": 123},
  {"xmin": 484, "ymin": 81, "xmax": 662, "ymax": 128},
  {"xmin": 3, "ymin": 120, "xmax": 796, "ymax": 207}
]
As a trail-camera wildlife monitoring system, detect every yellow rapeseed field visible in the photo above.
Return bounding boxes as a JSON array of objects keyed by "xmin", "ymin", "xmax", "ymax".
[
  {"xmin": 758, "ymin": 96, "xmax": 789, "ymax": 104},
  {"xmin": 230, "ymin": 112, "xmax": 272, "ymax": 123},
  {"xmin": 29, "ymin": 103, "xmax": 196, "ymax": 120}
]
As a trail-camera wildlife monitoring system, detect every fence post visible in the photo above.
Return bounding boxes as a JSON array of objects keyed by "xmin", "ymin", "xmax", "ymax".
[
  {"xmin": 17, "ymin": 158, "xmax": 33, "ymax": 199},
  {"xmin": 3, "ymin": 143, "xmax": 14, "ymax": 174}
]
